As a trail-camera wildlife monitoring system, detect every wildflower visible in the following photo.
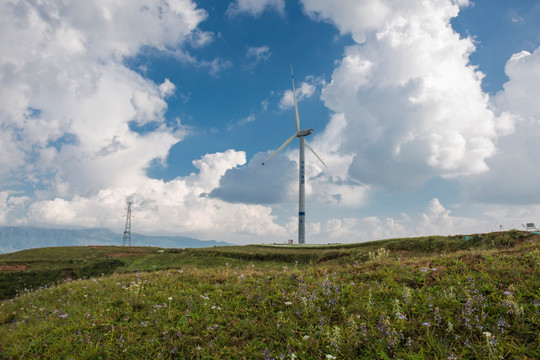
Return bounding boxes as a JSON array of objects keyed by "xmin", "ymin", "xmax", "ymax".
[
  {"xmin": 303, "ymin": 335, "xmax": 310, "ymax": 340},
  {"xmin": 285, "ymin": 301, "xmax": 293, "ymax": 306},
  {"xmin": 359, "ymin": 323, "xmax": 367, "ymax": 337},
  {"xmin": 168, "ymin": 297, "xmax": 173, "ymax": 300},
  {"xmin": 503, "ymin": 291, "xmax": 512, "ymax": 296},
  {"xmin": 434, "ymin": 307, "xmax": 442, "ymax": 326},
  {"xmin": 326, "ymin": 355, "xmax": 336, "ymax": 360},
  {"xmin": 59, "ymin": 314, "xmax": 68, "ymax": 318},
  {"xmin": 497, "ymin": 317, "xmax": 509, "ymax": 333},
  {"xmin": 421, "ymin": 268, "xmax": 429, "ymax": 272},
  {"xmin": 263, "ymin": 348, "xmax": 273, "ymax": 360},
  {"xmin": 422, "ymin": 322, "xmax": 431, "ymax": 327}
]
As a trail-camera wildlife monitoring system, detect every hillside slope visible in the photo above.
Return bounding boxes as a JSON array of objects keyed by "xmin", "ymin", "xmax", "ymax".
[{"xmin": 0, "ymin": 231, "xmax": 538, "ymax": 359}]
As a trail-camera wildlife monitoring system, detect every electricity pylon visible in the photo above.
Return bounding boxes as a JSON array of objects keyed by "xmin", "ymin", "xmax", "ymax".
[{"xmin": 122, "ymin": 201, "xmax": 133, "ymax": 247}]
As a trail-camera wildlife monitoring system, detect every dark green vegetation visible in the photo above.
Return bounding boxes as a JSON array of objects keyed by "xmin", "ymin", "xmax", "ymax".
[{"xmin": 0, "ymin": 231, "xmax": 539, "ymax": 359}]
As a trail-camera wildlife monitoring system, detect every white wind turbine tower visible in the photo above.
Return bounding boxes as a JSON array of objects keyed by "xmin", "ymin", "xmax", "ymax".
[{"xmin": 259, "ymin": 67, "xmax": 326, "ymax": 244}]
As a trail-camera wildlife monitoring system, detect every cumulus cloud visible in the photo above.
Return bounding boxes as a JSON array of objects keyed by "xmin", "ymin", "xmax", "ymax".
[
  {"xmin": 159, "ymin": 78, "xmax": 176, "ymax": 98},
  {"xmin": 308, "ymin": 198, "xmax": 481, "ymax": 243},
  {"xmin": 415, "ymin": 198, "xmax": 480, "ymax": 236},
  {"xmin": 226, "ymin": 0, "xmax": 285, "ymax": 17},
  {"xmin": 461, "ymin": 47, "xmax": 540, "ymax": 204},
  {"xmin": 301, "ymin": 0, "xmax": 510, "ymax": 192},
  {"xmin": 301, "ymin": 0, "xmax": 469, "ymax": 43},
  {"xmin": 0, "ymin": 0, "xmax": 209, "ymax": 194},
  {"xmin": 0, "ymin": 0, "xmax": 292, "ymax": 243},
  {"xmin": 494, "ymin": 48, "xmax": 540, "ymax": 121},
  {"xmin": 9, "ymin": 150, "xmax": 288, "ymax": 243}
]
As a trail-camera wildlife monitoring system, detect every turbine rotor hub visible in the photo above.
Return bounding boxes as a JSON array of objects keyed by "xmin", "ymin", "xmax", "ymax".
[{"xmin": 297, "ymin": 128, "xmax": 313, "ymax": 137}]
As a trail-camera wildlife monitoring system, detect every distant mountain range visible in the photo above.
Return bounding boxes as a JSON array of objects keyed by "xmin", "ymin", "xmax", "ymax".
[{"xmin": 0, "ymin": 226, "xmax": 232, "ymax": 254}]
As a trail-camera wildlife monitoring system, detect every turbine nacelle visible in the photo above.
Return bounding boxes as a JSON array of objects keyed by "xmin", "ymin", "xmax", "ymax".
[{"xmin": 297, "ymin": 129, "xmax": 313, "ymax": 137}]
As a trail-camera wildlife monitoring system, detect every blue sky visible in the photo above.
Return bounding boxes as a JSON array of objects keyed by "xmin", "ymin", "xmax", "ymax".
[{"xmin": 1, "ymin": 0, "xmax": 540, "ymax": 247}]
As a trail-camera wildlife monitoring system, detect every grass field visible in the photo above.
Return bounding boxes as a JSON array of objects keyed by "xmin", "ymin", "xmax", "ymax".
[{"xmin": 0, "ymin": 231, "xmax": 539, "ymax": 359}]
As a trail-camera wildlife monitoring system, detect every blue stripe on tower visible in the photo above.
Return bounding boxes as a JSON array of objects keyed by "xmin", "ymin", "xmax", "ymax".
[{"xmin": 299, "ymin": 212, "xmax": 305, "ymax": 215}]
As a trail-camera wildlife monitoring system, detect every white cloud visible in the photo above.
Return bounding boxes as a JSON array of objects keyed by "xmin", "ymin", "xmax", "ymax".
[
  {"xmin": 159, "ymin": 78, "xmax": 176, "ymax": 98},
  {"xmin": 0, "ymin": 192, "xmax": 8, "ymax": 224},
  {"xmin": 300, "ymin": 0, "xmax": 509, "ymax": 192},
  {"xmin": 0, "ymin": 192, "xmax": 30, "ymax": 226},
  {"xmin": 294, "ymin": 198, "xmax": 482, "ymax": 243},
  {"xmin": 227, "ymin": 114, "xmax": 257, "ymax": 131},
  {"xmin": 461, "ymin": 47, "xmax": 540, "ymax": 204},
  {"xmin": 415, "ymin": 198, "xmax": 480, "ymax": 236},
  {"xmin": 0, "ymin": 1, "xmax": 290, "ymax": 243},
  {"xmin": 0, "ymin": 0, "xmax": 209, "ymax": 193},
  {"xmin": 279, "ymin": 76, "xmax": 324, "ymax": 109},
  {"xmin": 494, "ymin": 48, "xmax": 540, "ymax": 121},
  {"xmin": 301, "ymin": 0, "xmax": 469, "ymax": 43},
  {"xmin": 226, "ymin": 0, "xmax": 285, "ymax": 17},
  {"xmin": 247, "ymin": 46, "xmax": 272, "ymax": 64},
  {"xmin": 17, "ymin": 150, "xmax": 288, "ymax": 243}
]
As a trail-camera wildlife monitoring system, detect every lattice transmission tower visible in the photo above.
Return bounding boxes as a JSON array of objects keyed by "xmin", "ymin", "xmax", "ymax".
[{"xmin": 122, "ymin": 201, "xmax": 133, "ymax": 247}]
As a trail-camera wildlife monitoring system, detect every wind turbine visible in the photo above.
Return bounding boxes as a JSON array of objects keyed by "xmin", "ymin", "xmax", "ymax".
[{"xmin": 259, "ymin": 67, "xmax": 326, "ymax": 244}]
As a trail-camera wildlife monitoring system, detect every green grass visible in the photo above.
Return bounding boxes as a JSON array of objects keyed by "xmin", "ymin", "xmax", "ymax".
[{"xmin": 0, "ymin": 231, "xmax": 539, "ymax": 359}]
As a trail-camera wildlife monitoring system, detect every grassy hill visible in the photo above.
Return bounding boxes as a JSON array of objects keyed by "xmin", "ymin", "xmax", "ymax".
[{"xmin": 0, "ymin": 231, "xmax": 538, "ymax": 359}]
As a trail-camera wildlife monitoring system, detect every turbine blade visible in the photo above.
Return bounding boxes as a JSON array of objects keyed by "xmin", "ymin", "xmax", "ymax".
[
  {"xmin": 291, "ymin": 66, "xmax": 300, "ymax": 132},
  {"xmin": 305, "ymin": 140, "xmax": 327, "ymax": 168},
  {"xmin": 257, "ymin": 133, "xmax": 297, "ymax": 170}
]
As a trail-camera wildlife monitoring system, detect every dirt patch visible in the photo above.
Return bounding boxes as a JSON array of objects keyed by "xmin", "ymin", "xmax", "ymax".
[
  {"xmin": 0, "ymin": 265, "xmax": 28, "ymax": 272},
  {"xmin": 107, "ymin": 252, "xmax": 148, "ymax": 258},
  {"xmin": 62, "ymin": 268, "xmax": 77, "ymax": 281}
]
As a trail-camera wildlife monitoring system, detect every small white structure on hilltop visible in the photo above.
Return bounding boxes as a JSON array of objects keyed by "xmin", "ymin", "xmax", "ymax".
[{"xmin": 522, "ymin": 223, "xmax": 537, "ymax": 231}]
